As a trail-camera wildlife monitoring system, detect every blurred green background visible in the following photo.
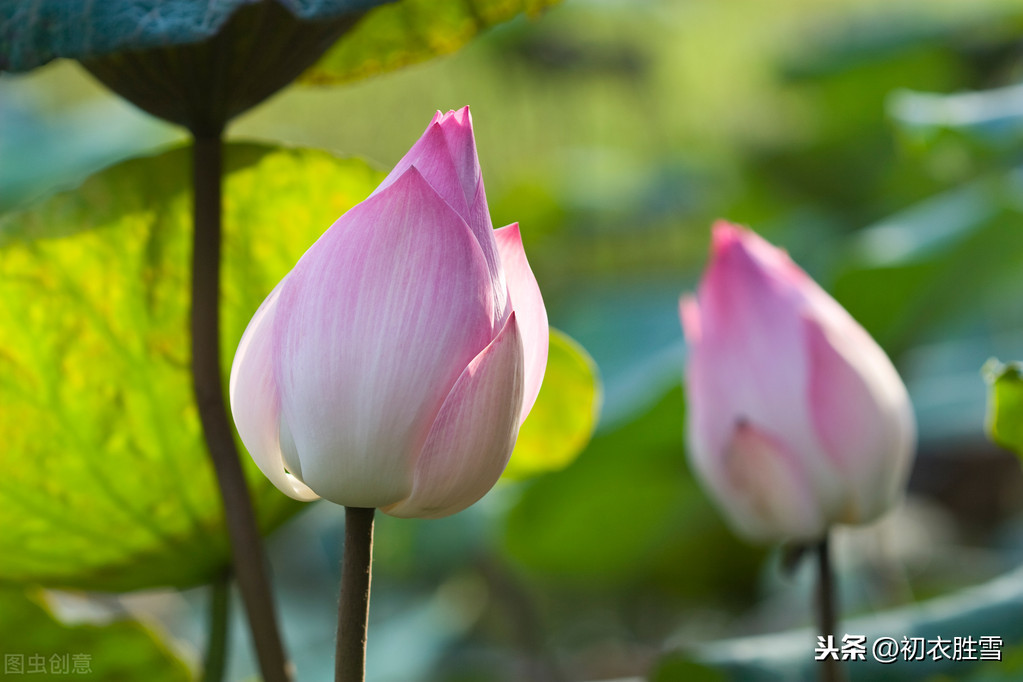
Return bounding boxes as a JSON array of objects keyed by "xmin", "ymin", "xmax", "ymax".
[{"xmin": 5, "ymin": 0, "xmax": 1023, "ymax": 679}]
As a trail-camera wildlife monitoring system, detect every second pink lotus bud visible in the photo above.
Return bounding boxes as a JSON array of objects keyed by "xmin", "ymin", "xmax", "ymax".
[{"xmin": 680, "ymin": 222, "xmax": 916, "ymax": 543}]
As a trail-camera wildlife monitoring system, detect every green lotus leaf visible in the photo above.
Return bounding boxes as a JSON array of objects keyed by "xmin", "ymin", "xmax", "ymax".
[
  {"xmin": 503, "ymin": 329, "xmax": 600, "ymax": 480},
  {"xmin": 301, "ymin": 0, "xmax": 562, "ymax": 84},
  {"xmin": 0, "ymin": 143, "xmax": 383, "ymax": 590},
  {"xmin": 0, "ymin": 0, "xmax": 395, "ymax": 72}
]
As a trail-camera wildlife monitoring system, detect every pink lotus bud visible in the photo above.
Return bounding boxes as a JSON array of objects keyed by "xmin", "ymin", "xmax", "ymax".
[
  {"xmin": 680, "ymin": 222, "xmax": 915, "ymax": 542},
  {"xmin": 229, "ymin": 107, "xmax": 548, "ymax": 519}
]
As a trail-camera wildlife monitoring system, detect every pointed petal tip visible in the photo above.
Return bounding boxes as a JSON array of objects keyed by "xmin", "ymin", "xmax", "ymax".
[
  {"xmin": 709, "ymin": 220, "xmax": 796, "ymax": 281},
  {"xmin": 711, "ymin": 219, "xmax": 747, "ymax": 253},
  {"xmin": 386, "ymin": 163, "xmax": 432, "ymax": 195},
  {"xmin": 435, "ymin": 105, "xmax": 473, "ymax": 129},
  {"xmin": 366, "ymin": 162, "xmax": 450, "ymax": 219},
  {"xmin": 494, "ymin": 223, "xmax": 548, "ymax": 423},
  {"xmin": 496, "ymin": 222, "xmax": 521, "ymax": 241}
]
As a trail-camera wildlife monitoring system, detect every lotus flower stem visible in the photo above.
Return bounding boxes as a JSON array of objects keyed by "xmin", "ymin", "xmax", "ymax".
[
  {"xmin": 202, "ymin": 572, "xmax": 231, "ymax": 682},
  {"xmin": 191, "ymin": 133, "xmax": 291, "ymax": 682},
  {"xmin": 815, "ymin": 533, "xmax": 845, "ymax": 682},
  {"xmin": 337, "ymin": 506, "xmax": 376, "ymax": 682}
]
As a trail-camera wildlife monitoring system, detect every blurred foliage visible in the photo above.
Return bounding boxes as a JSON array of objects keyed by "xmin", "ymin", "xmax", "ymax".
[
  {"xmin": 6, "ymin": 0, "xmax": 1023, "ymax": 679},
  {"xmin": 0, "ymin": 91, "xmax": 185, "ymax": 212},
  {"xmin": 650, "ymin": 654, "xmax": 727, "ymax": 682},
  {"xmin": 303, "ymin": 0, "xmax": 561, "ymax": 84},
  {"xmin": 833, "ymin": 176, "xmax": 1023, "ymax": 355},
  {"xmin": 693, "ymin": 564, "xmax": 1023, "ymax": 681},
  {"xmin": 0, "ymin": 143, "xmax": 382, "ymax": 590},
  {"xmin": 984, "ymin": 360, "xmax": 1023, "ymax": 458},
  {"xmin": 0, "ymin": 587, "xmax": 191, "ymax": 681},
  {"xmin": 505, "ymin": 387, "xmax": 763, "ymax": 598},
  {"xmin": 504, "ymin": 329, "xmax": 600, "ymax": 479},
  {"xmin": 962, "ymin": 637, "xmax": 1023, "ymax": 681}
]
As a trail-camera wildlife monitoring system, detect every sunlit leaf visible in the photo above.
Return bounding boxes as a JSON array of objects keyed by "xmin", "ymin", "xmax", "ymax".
[
  {"xmin": 301, "ymin": 0, "xmax": 561, "ymax": 84},
  {"xmin": 0, "ymin": 587, "xmax": 191, "ymax": 681},
  {"xmin": 503, "ymin": 329, "xmax": 600, "ymax": 480},
  {"xmin": 0, "ymin": 143, "xmax": 384, "ymax": 590},
  {"xmin": 0, "ymin": 0, "xmax": 396, "ymax": 72},
  {"xmin": 984, "ymin": 359, "xmax": 1023, "ymax": 457}
]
